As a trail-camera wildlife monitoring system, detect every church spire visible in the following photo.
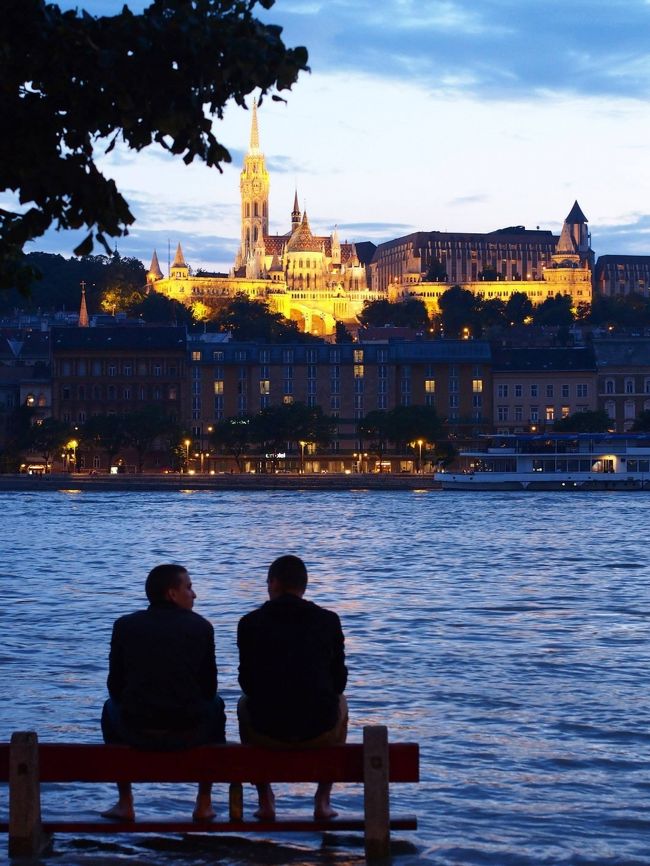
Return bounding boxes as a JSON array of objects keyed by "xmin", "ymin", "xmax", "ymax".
[
  {"xmin": 171, "ymin": 242, "xmax": 187, "ymax": 269},
  {"xmin": 78, "ymin": 282, "xmax": 89, "ymax": 328},
  {"xmin": 249, "ymin": 98, "xmax": 260, "ymax": 152},
  {"xmin": 148, "ymin": 249, "xmax": 163, "ymax": 283},
  {"xmin": 291, "ymin": 189, "xmax": 301, "ymax": 231}
]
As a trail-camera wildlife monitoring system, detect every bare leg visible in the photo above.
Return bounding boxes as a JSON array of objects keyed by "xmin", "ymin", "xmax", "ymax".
[
  {"xmin": 101, "ymin": 782, "xmax": 135, "ymax": 821},
  {"xmin": 314, "ymin": 782, "xmax": 337, "ymax": 819},
  {"xmin": 254, "ymin": 783, "xmax": 276, "ymax": 820},
  {"xmin": 193, "ymin": 782, "xmax": 215, "ymax": 821}
]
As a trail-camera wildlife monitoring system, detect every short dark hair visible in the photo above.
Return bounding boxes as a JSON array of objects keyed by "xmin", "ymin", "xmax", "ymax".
[
  {"xmin": 268, "ymin": 555, "xmax": 308, "ymax": 593},
  {"xmin": 145, "ymin": 564, "xmax": 187, "ymax": 603}
]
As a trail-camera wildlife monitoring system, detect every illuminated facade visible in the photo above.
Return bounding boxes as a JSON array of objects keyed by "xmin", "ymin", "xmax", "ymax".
[
  {"xmin": 372, "ymin": 201, "xmax": 594, "ymax": 313},
  {"xmin": 148, "ymin": 103, "xmax": 380, "ymax": 337}
]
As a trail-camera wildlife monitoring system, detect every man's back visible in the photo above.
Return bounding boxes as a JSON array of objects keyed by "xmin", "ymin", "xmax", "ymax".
[
  {"xmin": 238, "ymin": 593, "xmax": 347, "ymax": 740},
  {"xmin": 109, "ymin": 602, "xmax": 217, "ymax": 730}
]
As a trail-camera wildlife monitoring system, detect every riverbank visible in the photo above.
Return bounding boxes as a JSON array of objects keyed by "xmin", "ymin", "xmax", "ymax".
[{"xmin": 0, "ymin": 473, "xmax": 441, "ymax": 492}]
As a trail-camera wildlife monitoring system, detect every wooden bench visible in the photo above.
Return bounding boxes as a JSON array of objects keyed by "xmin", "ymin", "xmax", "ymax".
[{"xmin": 0, "ymin": 726, "xmax": 418, "ymax": 861}]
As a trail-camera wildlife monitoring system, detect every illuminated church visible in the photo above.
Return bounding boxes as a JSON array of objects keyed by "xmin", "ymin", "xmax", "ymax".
[
  {"xmin": 148, "ymin": 103, "xmax": 593, "ymax": 335},
  {"xmin": 148, "ymin": 102, "xmax": 380, "ymax": 336}
]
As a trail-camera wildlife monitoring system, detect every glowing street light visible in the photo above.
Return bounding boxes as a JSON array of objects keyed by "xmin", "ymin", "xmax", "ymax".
[
  {"xmin": 184, "ymin": 438, "xmax": 191, "ymax": 471},
  {"xmin": 299, "ymin": 440, "xmax": 307, "ymax": 474}
]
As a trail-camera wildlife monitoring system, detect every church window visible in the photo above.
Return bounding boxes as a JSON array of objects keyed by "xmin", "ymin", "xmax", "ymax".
[{"xmin": 254, "ymin": 203, "xmax": 258, "ymax": 217}]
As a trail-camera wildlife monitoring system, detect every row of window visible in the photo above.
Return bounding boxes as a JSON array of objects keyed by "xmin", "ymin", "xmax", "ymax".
[
  {"xmin": 59, "ymin": 361, "xmax": 177, "ymax": 377},
  {"xmin": 603, "ymin": 378, "xmax": 650, "ymax": 395},
  {"xmin": 497, "ymin": 383, "xmax": 589, "ymax": 398},
  {"xmin": 190, "ymin": 349, "xmax": 386, "ymax": 364},
  {"xmin": 61, "ymin": 385, "xmax": 178, "ymax": 401}
]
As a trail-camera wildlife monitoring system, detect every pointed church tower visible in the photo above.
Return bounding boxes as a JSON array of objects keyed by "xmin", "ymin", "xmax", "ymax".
[
  {"xmin": 78, "ymin": 282, "xmax": 89, "ymax": 327},
  {"xmin": 235, "ymin": 99, "xmax": 270, "ymax": 277},
  {"xmin": 331, "ymin": 226, "xmax": 341, "ymax": 266},
  {"xmin": 291, "ymin": 190, "xmax": 301, "ymax": 232},
  {"xmin": 147, "ymin": 249, "xmax": 163, "ymax": 285},
  {"xmin": 553, "ymin": 201, "xmax": 592, "ymax": 267},
  {"xmin": 170, "ymin": 242, "xmax": 189, "ymax": 279}
]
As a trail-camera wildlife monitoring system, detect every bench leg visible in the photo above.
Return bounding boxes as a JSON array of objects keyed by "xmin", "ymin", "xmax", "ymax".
[
  {"xmin": 229, "ymin": 782, "xmax": 243, "ymax": 821},
  {"xmin": 363, "ymin": 725, "xmax": 390, "ymax": 862},
  {"xmin": 9, "ymin": 731, "xmax": 51, "ymax": 857}
]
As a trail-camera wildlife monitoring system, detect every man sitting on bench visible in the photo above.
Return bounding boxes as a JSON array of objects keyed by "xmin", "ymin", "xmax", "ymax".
[
  {"xmin": 100, "ymin": 564, "xmax": 226, "ymax": 822},
  {"xmin": 237, "ymin": 554, "xmax": 348, "ymax": 820}
]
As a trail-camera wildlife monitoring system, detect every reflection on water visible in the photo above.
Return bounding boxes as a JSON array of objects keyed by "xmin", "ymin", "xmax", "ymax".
[{"xmin": 2, "ymin": 490, "xmax": 650, "ymax": 865}]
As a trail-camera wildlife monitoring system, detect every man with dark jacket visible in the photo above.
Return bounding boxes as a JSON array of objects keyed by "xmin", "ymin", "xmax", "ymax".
[
  {"xmin": 101, "ymin": 564, "xmax": 225, "ymax": 821},
  {"xmin": 237, "ymin": 555, "xmax": 348, "ymax": 820}
]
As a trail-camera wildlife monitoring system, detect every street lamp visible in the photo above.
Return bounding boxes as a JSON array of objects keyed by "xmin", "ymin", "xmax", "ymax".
[
  {"xmin": 299, "ymin": 440, "xmax": 306, "ymax": 474},
  {"xmin": 184, "ymin": 438, "xmax": 191, "ymax": 472},
  {"xmin": 417, "ymin": 439, "xmax": 424, "ymax": 474}
]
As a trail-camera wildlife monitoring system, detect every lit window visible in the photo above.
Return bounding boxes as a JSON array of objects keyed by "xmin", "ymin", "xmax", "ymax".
[
  {"xmin": 354, "ymin": 349, "xmax": 364, "ymax": 363},
  {"xmin": 214, "ymin": 381, "xmax": 223, "ymax": 394},
  {"xmin": 546, "ymin": 406, "xmax": 554, "ymax": 421},
  {"xmin": 191, "ymin": 351, "xmax": 201, "ymax": 362},
  {"xmin": 354, "ymin": 364, "xmax": 364, "ymax": 378},
  {"xmin": 425, "ymin": 379, "xmax": 436, "ymax": 393},
  {"xmin": 260, "ymin": 380, "xmax": 270, "ymax": 395},
  {"xmin": 472, "ymin": 379, "xmax": 482, "ymax": 393}
]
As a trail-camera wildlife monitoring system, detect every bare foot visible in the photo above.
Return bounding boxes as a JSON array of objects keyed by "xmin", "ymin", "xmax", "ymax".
[
  {"xmin": 254, "ymin": 784, "xmax": 276, "ymax": 821},
  {"xmin": 314, "ymin": 803, "xmax": 338, "ymax": 820},
  {"xmin": 192, "ymin": 805, "xmax": 216, "ymax": 822},
  {"xmin": 100, "ymin": 801, "xmax": 135, "ymax": 822},
  {"xmin": 314, "ymin": 784, "xmax": 337, "ymax": 820}
]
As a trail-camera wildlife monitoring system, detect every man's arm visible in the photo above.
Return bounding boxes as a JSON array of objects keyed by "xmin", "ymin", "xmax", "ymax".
[
  {"xmin": 106, "ymin": 621, "xmax": 125, "ymax": 701},
  {"xmin": 198, "ymin": 621, "xmax": 218, "ymax": 700},
  {"xmin": 237, "ymin": 616, "xmax": 254, "ymax": 696},
  {"xmin": 330, "ymin": 613, "xmax": 348, "ymax": 695}
]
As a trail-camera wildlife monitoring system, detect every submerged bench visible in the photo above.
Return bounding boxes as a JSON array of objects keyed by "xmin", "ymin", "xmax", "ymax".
[{"xmin": 0, "ymin": 726, "xmax": 419, "ymax": 861}]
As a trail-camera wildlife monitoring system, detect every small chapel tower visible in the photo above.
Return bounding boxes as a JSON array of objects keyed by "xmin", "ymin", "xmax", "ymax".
[
  {"xmin": 78, "ymin": 282, "xmax": 89, "ymax": 328},
  {"xmin": 236, "ymin": 99, "xmax": 269, "ymax": 277}
]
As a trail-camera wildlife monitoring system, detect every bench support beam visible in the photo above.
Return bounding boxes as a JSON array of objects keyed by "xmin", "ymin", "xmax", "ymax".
[
  {"xmin": 9, "ymin": 732, "xmax": 50, "ymax": 858},
  {"xmin": 363, "ymin": 725, "xmax": 390, "ymax": 862}
]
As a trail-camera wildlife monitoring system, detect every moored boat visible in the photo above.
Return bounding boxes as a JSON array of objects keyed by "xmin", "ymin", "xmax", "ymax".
[{"xmin": 435, "ymin": 433, "xmax": 650, "ymax": 491}]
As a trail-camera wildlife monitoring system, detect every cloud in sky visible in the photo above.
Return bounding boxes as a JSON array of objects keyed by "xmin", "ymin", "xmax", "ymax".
[
  {"xmin": 275, "ymin": 0, "xmax": 650, "ymax": 100},
  {"xmin": 32, "ymin": 1, "xmax": 650, "ymax": 272}
]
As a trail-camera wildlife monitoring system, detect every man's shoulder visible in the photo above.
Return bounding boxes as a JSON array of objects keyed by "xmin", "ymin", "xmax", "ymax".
[{"xmin": 114, "ymin": 607, "xmax": 213, "ymax": 633}]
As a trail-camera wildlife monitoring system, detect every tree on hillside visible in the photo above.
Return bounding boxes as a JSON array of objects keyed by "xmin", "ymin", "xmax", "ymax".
[
  {"xmin": 209, "ymin": 295, "xmax": 318, "ymax": 342},
  {"xmin": 1, "ymin": 0, "xmax": 308, "ymax": 293},
  {"xmin": 132, "ymin": 292, "xmax": 197, "ymax": 325},
  {"xmin": 552, "ymin": 410, "xmax": 611, "ymax": 433},
  {"xmin": 0, "ymin": 252, "xmax": 146, "ymax": 314},
  {"xmin": 358, "ymin": 298, "xmax": 430, "ymax": 331},
  {"xmin": 437, "ymin": 285, "xmax": 479, "ymax": 337},
  {"xmin": 532, "ymin": 294, "xmax": 574, "ymax": 326},
  {"xmin": 504, "ymin": 292, "xmax": 534, "ymax": 326}
]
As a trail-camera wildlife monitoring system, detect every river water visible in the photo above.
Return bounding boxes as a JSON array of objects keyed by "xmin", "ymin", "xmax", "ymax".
[{"xmin": 2, "ymin": 489, "xmax": 650, "ymax": 866}]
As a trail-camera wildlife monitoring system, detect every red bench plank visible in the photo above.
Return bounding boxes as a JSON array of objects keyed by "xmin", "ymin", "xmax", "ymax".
[{"xmin": 30, "ymin": 743, "xmax": 418, "ymax": 784}]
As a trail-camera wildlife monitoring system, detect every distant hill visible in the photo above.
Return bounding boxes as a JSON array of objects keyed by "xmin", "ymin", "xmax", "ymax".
[{"xmin": 0, "ymin": 252, "xmax": 146, "ymax": 315}]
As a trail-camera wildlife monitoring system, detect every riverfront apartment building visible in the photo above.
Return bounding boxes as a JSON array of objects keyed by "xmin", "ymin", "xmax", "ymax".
[
  {"xmin": 186, "ymin": 335, "xmax": 493, "ymax": 462},
  {"xmin": 593, "ymin": 340, "xmax": 650, "ymax": 432},
  {"xmin": 595, "ymin": 256, "xmax": 650, "ymax": 297},
  {"xmin": 491, "ymin": 348, "xmax": 597, "ymax": 434}
]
